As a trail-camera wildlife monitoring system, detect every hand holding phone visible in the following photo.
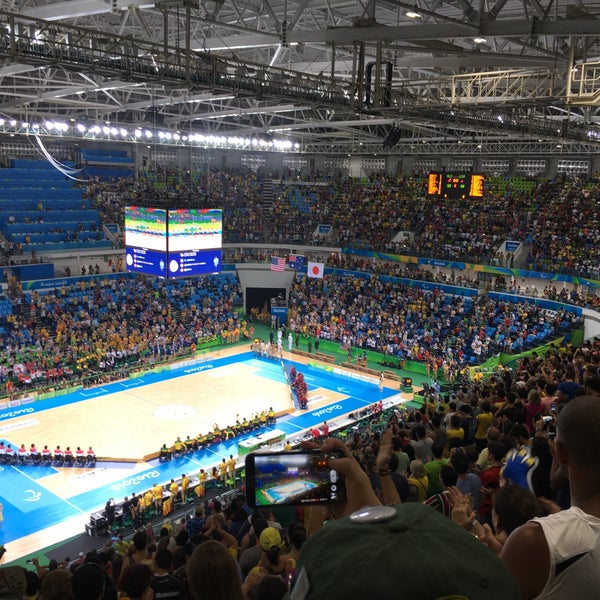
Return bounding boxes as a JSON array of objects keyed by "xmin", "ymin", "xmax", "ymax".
[
  {"xmin": 245, "ymin": 448, "xmax": 346, "ymax": 508},
  {"xmin": 304, "ymin": 437, "xmax": 383, "ymax": 518}
]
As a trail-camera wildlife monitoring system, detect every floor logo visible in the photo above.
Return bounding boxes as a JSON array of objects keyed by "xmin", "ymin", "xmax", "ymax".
[{"xmin": 23, "ymin": 489, "xmax": 42, "ymax": 502}]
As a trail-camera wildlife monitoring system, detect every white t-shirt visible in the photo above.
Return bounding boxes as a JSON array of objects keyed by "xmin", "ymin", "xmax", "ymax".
[{"xmin": 532, "ymin": 506, "xmax": 600, "ymax": 599}]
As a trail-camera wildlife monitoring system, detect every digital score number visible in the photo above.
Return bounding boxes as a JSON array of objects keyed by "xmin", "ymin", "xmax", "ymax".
[
  {"xmin": 427, "ymin": 172, "xmax": 443, "ymax": 196},
  {"xmin": 469, "ymin": 173, "xmax": 485, "ymax": 198},
  {"xmin": 427, "ymin": 172, "xmax": 485, "ymax": 199}
]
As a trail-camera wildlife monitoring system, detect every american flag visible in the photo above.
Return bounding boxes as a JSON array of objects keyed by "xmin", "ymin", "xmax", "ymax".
[
  {"xmin": 288, "ymin": 254, "xmax": 305, "ymax": 270},
  {"xmin": 270, "ymin": 256, "xmax": 286, "ymax": 271}
]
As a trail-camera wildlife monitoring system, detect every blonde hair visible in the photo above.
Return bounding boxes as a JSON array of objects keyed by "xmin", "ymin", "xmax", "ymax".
[
  {"xmin": 527, "ymin": 389, "xmax": 541, "ymax": 405},
  {"xmin": 410, "ymin": 459, "xmax": 426, "ymax": 479}
]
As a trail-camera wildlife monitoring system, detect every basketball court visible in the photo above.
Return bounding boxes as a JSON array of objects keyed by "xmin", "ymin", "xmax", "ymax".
[
  {"xmin": 256, "ymin": 480, "xmax": 320, "ymax": 505},
  {"xmin": 0, "ymin": 345, "xmax": 403, "ymax": 562}
]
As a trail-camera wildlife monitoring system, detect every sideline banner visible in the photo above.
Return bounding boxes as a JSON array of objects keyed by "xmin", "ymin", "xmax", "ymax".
[
  {"xmin": 271, "ymin": 306, "xmax": 288, "ymax": 326},
  {"xmin": 342, "ymin": 247, "xmax": 600, "ymax": 291}
]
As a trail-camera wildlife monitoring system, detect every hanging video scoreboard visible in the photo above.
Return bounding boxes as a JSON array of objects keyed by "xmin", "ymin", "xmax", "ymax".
[
  {"xmin": 124, "ymin": 206, "xmax": 222, "ymax": 278},
  {"xmin": 427, "ymin": 172, "xmax": 485, "ymax": 199}
]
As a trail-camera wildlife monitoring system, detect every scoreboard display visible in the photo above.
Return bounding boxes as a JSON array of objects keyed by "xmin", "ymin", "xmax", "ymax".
[
  {"xmin": 427, "ymin": 172, "xmax": 485, "ymax": 199},
  {"xmin": 125, "ymin": 206, "xmax": 222, "ymax": 278},
  {"xmin": 166, "ymin": 208, "xmax": 222, "ymax": 278}
]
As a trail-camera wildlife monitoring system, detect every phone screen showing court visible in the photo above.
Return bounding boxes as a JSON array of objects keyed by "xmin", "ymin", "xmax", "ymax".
[{"xmin": 252, "ymin": 453, "xmax": 342, "ymax": 506}]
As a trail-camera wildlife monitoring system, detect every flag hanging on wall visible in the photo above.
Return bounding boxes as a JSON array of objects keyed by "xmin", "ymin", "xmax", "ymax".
[
  {"xmin": 307, "ymin": 261, "xmax": 325, "ymax": 278},
  {"xmin": 288, "ymin": 254, "xmax": 305, "ymax": 270},
  {"xmin": 270, "ymin": 256, "xmax": 286, "ymax": 272}
]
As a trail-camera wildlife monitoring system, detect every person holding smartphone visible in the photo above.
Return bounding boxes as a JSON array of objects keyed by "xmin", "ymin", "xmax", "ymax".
[{"xmin": 284, "ymin": 432, "xmax": 521, "ymax": 600}]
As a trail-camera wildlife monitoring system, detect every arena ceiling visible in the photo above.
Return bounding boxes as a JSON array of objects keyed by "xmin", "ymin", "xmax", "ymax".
[{"xmin": 1, "ymin": 0, "xmax": 600, "ymax": 156}]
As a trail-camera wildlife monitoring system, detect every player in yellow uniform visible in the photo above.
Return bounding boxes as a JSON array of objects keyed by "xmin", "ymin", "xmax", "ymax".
[
  {"xmin": 233, "ymin": 418, "xmax": 242, "ymax": 437},
  {"xmin": 218, "ymin": 459, "xmax": 228, "ymax": 486},
  {"xmin": 169, "ymin": 478, "xmax": 179, "ymax": 504},
  {"xmin": 184, "ymin": 436, "xmax": 195, "ymax": 453},
  {"xmin": 152, "ymin": 482, "xmax": 164, "ymax": 515},
  {"xmin": 173, "ymin": 437, "xmax": 184, "ymax": 455},
  {"xmin": 143, "ymin": 489, "xmax": 154, "ymax": 518},
  {"xmin": 162, "ymin": 495, "xmax": 172, "ymax": 516},
  {"xmin": 196, "ymin": 469, "xmax": 208, "ymax": 498},
  {"xmin": 226, "ymin": 454, "xmax": 236, "ymax": 479},
  {"xmin": 181, "ymin": 473, "xmax": 190, "ymax": 503}
]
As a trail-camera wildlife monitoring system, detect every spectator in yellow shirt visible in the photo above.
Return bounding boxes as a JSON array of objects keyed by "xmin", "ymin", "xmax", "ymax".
[{"xmin": 152, "ymin": 482, "xmax": 164, "ymax": 515}]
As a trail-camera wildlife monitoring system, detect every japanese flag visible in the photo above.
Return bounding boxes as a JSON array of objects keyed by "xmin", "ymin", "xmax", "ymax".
[{"xmin": 307, "ymin": 261, "xmax": 324, "ymax": 279}]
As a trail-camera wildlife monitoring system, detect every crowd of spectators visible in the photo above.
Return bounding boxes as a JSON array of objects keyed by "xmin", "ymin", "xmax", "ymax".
[
  {"xmin": 325, "ymin": 253, "xmax": 600, "ymax": 310},
  {"xmin": 0, "ymin": 273, "xmax": 244, "ymax": 393},
  {"xmin": 10, "ymin": 335, "xmax": 600, "ymax": 599},
  {"xmin": 0, "ymin": 258, "xmax": 585, "ymax": 397},
  {"xmin": 2, "ymin": 167, "xmax": 599, "ymax": 281},
  {"xmin": 84, "ymin": 169, "xmax": 600, "ymax": 281},
  {"xmin": 13, "ymin": 495, "xmax": 307, "ymax": 600},
  {"xmin": 286, "ymin": 272, "xmax": 583, "ymax": 375}
]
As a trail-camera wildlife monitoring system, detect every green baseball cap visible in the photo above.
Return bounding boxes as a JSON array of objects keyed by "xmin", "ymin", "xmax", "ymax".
[{"xmin": 290, "ymin": 503, "xmax": 520, "ymax": 600}]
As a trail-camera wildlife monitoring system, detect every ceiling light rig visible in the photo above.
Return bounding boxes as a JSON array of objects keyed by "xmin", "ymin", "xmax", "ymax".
[{"xmin": 0, "ymin": 119, "xmax": 301, "ymax": 152}]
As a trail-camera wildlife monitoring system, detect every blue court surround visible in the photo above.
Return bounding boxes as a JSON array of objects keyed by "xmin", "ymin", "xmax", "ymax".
[{"xmin": 0, "ymin": 352, "xmax": 398, "ymax": 547}]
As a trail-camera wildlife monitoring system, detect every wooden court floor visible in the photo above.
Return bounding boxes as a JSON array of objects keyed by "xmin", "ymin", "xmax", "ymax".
[
  {"xmin": 1, "ymin": 346, "xmax": 356, "ymax": 466},
  {"xmin": 3, "ymin": 345, "xmax": 383, "ymax": 561}
]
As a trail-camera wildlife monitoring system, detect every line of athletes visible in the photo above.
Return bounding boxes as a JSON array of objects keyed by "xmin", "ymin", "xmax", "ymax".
[
  {"xmin": 158, "ymin": 408, "xmax": 277, "ymax": 461},
  {"xmin": 0, "ymin": 441, "xmax": 96, "ymax": 466},
  {"xmin": 104, "ymin": 456, "xmax": 239, "ymax": 527}
]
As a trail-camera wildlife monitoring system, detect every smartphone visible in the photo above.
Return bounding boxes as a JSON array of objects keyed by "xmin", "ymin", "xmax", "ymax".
[
  {"xmin": 551, "ymin": 402, "xmax": 557, "ymax": 413},
  {"xmin": 543, "ymin": 415, "xmax": 553, "ymax": 423},
  {"xmin": 245, "ymin": 449, "xmax": 345, "ymax": 508}
]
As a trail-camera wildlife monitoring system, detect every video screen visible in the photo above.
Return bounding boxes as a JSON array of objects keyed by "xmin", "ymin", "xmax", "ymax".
[
  {"xmin": 167, "ymin": 208, "xmax": 222, "ymax": 278},
  {"xmin": 167, "ymin": 208, "xmax": 222, "ymax": 252},
  {"xmin": 124, "ymin": 206, "xmax": 167, "ymax": 251},
  {"xmin": 124, "ymin": 206, "xmax": 167, "ymax": 277},
  {"xmin": 247, "ymin": 452, "xmax": 343, "ymax": 507},
  {"xmin": 124, "ymin": 206, "xmax": 222, "ymax": 278},
  {"xmin": 125, "ymin": 247, "xmax": 167, "ymax": 277},
  {"xmin": 167, "ymin": 249, "xmax": 222, "ymax": 277}
]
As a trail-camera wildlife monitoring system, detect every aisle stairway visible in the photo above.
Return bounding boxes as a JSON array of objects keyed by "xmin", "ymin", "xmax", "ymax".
[{"xmin": 260, "ymin": 178, "xmax": 275, "ymax": 240}]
